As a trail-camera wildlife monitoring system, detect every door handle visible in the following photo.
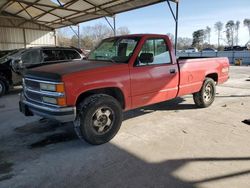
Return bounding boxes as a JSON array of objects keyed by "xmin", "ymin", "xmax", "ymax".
[{"xmin": 170, "ymin": 69, "xmax": 176, "ymax": 74}]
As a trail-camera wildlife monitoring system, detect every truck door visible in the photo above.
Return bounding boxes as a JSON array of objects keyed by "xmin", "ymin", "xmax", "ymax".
[{"xmin": 130, "ymin": 38, "xmax": 179, "ymax": 108}]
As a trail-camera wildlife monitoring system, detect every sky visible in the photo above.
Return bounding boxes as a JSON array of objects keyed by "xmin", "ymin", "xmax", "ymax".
[{"xmin": 67, "ymin": 0, "xmax": 250, "ymax": 46}]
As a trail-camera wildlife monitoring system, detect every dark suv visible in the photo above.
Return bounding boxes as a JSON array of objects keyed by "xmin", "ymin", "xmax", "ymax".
[{"xmin": 0, "ymin": 47, "xmax": 84, "ymax": 96}]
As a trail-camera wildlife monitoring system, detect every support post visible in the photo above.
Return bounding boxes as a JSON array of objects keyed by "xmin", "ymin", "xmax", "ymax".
[
  {"xmin": 78, "ymin": 24, "xmax": 80, "ymax": 48},
  {"xmin": 104, "ymin": 15, "xmax": 116, "ymax": 36},
  {"xmin": 113, "ymin": 15, "xmax": 116, "ymax": 36},
  {"xmin": 23, "ymin": 28, "xmax": 26, "ymax": 48},
  {"xmin": 166, "ymin": 0, "xmax": 179, "ymax": 55},
  {"xmin": 174, "ymin": 1, "xmax": 179, "ymax": 55},
  {"xmin": 54, "ymin": 29, "xmax": 57, "ymax": 46}
]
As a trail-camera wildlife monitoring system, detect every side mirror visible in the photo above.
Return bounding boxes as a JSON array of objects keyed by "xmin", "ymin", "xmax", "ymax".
[
  {"xmin": 139, "ymin": 53, "xmax": 154, "ymax": 64},
  {"xmin": 18, "ymin": 60, "xmax": 24, "ymax": 69}
]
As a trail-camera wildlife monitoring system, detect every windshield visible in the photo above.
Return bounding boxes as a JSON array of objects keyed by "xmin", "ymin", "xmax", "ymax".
[{"xmin": 88, "ymin": 37, "xmax": 140, "ymax": 63}]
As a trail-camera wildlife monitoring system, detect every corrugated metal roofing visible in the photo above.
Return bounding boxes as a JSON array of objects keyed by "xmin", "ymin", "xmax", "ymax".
[{"xmin": 0, "ymin": 0, "xmax": 178, "ymax": 29}]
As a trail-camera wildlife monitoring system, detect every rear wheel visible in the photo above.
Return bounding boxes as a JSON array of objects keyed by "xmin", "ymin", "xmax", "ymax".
[
  {"xmin": 74, "ymin": 94, "xmax": 123, "ymax": 145},
  {"xmin": 193, "ymin": 78, "xmax": 216, "ymax": 108}
]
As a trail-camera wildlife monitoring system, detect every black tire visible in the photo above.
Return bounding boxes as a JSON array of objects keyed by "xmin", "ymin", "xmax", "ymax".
[
  {"xmin": 193, "ymin": 78, "xmax": 216, "ymax": 108},
  {"xmin": 0, "ymin": 77, "xmax": 8, "ymax": 97},
  {"xmin": 74, "ymin": 94, "xmax": 123, "ymax": 145}
]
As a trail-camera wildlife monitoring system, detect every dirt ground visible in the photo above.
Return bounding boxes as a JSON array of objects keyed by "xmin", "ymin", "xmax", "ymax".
[{"xmin": 0, "ymin": 66, "xmax": 250, "ymax": 188}]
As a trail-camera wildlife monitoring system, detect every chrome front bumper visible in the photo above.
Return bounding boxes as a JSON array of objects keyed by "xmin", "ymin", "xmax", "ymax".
[{"xmin": 19, "ymin": 93, "xmax": 76, "ymax": 123}]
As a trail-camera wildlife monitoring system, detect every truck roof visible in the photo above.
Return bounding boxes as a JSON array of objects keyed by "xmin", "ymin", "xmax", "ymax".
[{"xmin": 107, "ymin": 33, "xmax": 169, "ymax": 38}]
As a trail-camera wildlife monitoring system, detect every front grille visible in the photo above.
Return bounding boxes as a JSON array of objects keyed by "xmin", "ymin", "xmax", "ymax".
[
  {"xmin": 24, "ymin": 78, "xmax": 42, "ymax": 103},
  {"xmin": 25, "ymin": 79, "xmax": 40, "ymax": 91},
  {"xmin": 25, "ymin": 90, "xmax": 42, "ymax": 103},
  {"xmin": 23, "ymin": 78, "xmax": 63, "ymax": 107}
]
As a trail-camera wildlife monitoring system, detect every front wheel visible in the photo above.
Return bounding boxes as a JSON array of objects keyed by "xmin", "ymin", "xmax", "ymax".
[
  {"xmin": 74, "ymin": 94, "xmax": 123, "ymax": 145},
  {"xmin": 193, "ymin": 78, "xmax": 216, "ymax": 108}
]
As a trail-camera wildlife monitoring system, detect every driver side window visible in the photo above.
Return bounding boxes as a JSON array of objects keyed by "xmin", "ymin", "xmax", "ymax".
[{"xmin": 136, "ymin": 38, "xmax": 171, "ymax": 66}]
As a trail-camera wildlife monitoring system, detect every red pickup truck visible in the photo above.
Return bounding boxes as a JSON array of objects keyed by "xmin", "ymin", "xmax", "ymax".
[{"xmin": 20, "ymin": 34, "xmax": 229, "ymax": 145}]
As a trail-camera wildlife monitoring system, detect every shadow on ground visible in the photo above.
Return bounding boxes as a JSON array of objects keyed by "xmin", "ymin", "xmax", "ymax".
[
  {"xmin": 15, "ymin": 118, "xmax": 61, "ymax": 134},
  {"xmin": 13, "ymin": 97, "xmax": 195, "ymax": 149},
  {"xmin": 2, "ymin": 128, "xmax": 250, "ymax": 188},
  {"xmin": 124, "ymin": 97, "xmax": 196, "ymax": 120}
]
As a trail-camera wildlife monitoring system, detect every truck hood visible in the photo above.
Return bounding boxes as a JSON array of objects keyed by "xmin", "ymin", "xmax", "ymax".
[{"xmin": 25, "ymin": 60, "xmax": 126, "ymax": 81}]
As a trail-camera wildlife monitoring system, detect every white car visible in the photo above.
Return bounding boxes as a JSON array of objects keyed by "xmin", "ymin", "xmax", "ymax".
[
  {"xmin": 185, "ymin": 47, "xmax": 198, "ymax": 53},
  {"xmin": 202, "ymin": 48, "xmax": 218, "ymax": 52}
]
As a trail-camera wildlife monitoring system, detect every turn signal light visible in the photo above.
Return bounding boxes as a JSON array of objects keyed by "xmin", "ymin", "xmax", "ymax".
[
  {"xmin": 56, "ymin": 84, "xmax": 65, "ymax": 93},
  {"xmin": 57, "ymin": 97, "xmax": 67, "ymax": 106}
]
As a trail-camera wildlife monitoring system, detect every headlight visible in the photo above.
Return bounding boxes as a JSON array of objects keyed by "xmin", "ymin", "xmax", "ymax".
[
  {"xmin": 42, "ymin": 96, "xmax": 57, "ymax": 104},
  {"xmin": 40, "ymin": 83, "xmax": 65, "ymax": 92},
  {"xmin": 42, "ymin": 96, "xmax": 66, "ymax": 106},
  {"xmin": 40, "ymin": 82, "xmax": 66, "ymax": 106},
  {"xmin": 40, "ymin": 83, "xmax": 56, "ymax": 91}
]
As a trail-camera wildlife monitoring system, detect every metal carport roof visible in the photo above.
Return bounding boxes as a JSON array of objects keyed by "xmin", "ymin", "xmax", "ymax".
[{"xmin": 0, "ymin": 0, "xmax": 178, "ymax": 29}]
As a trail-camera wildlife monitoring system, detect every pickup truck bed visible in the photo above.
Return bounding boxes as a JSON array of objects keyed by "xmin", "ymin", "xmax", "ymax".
[{"xmin": 177, "ymin": 57, "xmax": 229, "ymax": 97}]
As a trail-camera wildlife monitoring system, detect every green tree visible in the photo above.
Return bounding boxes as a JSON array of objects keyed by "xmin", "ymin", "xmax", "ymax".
[
  {"xmin": 71, "ymin": 35, "xmax": 78, "ymax": 48},
  {"xmin": 80, "ymin": 24, "xmax": 130, "ymax": 50},
  {"xmin": 192, "ymin": 30, "xmax": 205, "ymax": 49},
  {"xmin": 225, "ymin": 20, "xmax": 236, "ymax": 47},
  {"xmin": 117, "ymin": 27, "xmax": 130, "ymax": 35},
  {"xmin": 205, "ymin": 26, "xmax": 211, "ymax": 44},
  {"xmin": 214, "ymin": 21, "xmax": 223, "ymax": 48},
  {"xmin": 177, "ymin": 37, "xmax": 192, "ymax": 50},
  {"xmin": 244, "ymin": 19, "xmax": 250, "ymax": 40},
  {"xmin": 235, "ymin": 21, "xmax": 240, "ymax": 45}
]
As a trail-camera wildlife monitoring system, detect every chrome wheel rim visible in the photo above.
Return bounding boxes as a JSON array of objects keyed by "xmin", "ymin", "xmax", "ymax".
[
  {"xmin": 203, "ymin": 83, "xmax": 213, "ymax": 102},
  {"xmin": 92, "ymin": 107, "xmax": 114, "ymax": 134}
]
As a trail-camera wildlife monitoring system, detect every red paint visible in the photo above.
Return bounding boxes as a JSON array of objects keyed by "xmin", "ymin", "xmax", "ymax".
[{"xmin": 45, "ymin": 34, "xmax": 229, "ymax": 110}]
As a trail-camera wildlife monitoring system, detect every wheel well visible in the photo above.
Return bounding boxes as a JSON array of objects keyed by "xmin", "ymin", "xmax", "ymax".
[
  {"xmin": 75, "ymin": 87, "xmax": 125, "ymax": 109},
  {"xmin": 206, "ymin": 73, "xmax": 218, "ymax": 82}
]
